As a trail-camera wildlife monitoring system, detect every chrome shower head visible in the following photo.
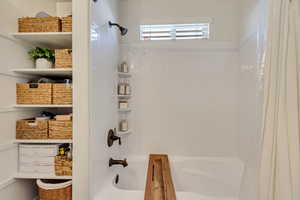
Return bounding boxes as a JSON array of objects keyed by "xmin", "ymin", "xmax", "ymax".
[{"xmin": 109, "ymin": 21, "xmax": 128, "ymax": 36}]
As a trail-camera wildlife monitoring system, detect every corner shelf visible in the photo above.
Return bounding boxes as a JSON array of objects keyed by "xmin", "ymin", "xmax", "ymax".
[
  {"xmin": 118, "ymin": 72, "xmax": 132, "ymax": 78},
  {"xmin": 118, "ymin": 95, "xmax": 131, "ymax": 99},
  {"xmin": 12, "ymin": 32, "xmax": 72, "ymax": 49},
  {"xmin": 14, "ymin": 105, "xmax": 73, "ymax": 108},
  {"xmin": 118, "ymin": 108, "xmax": 131, "ymax": 113},
  {"xmin": 14, "ymin": 139, "xmax": 73, "ymax": 144},
  {"xmin": 12, "ymin": 68, "xmax": 72, "ymax": 78},
  {"xmin": 116, "ymin": 130, "xmax": 132, "ymax": 137},
  {"xmin": 15, "ymin": 173, "xmax": 72, "ymax": 180}
]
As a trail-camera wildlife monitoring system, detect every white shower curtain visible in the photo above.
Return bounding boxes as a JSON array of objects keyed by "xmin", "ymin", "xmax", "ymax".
[{"xmin": 259, "ymin": 0, "xmax": 300, "ymax": 200}]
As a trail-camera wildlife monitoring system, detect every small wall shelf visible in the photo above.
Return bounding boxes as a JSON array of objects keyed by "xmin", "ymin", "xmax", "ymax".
[
  {"xmin": 12, "ymin": 68, "xmax": 72, "ymax": 78},
  {"xmin": 15, "ymin": 173, "xmax": 72, "ymax": 180},
  {"xmin": 118, "ymin": 72, "xmax": 132, "ymax": 78},
  {"xmin": 118, "ymin": 108, "xmax": 131, "ymax": 113},
  {"xmin": 118, "ymin": 95, "xmax": 131, "ymax": 99},
  {"xmin": 12, "ymin": 32, "xmax": 72, "ymax": 49},
  {"xmin": 14, "ymin": 139, "xmax": 73, "ymax": 144},
  {"xmin": 14, "ymin": 105, "xmax": 73, "ymax": 108},
  {"xmin": 116, "ymin": 130, "xmax": 132, "ymax": 137}
]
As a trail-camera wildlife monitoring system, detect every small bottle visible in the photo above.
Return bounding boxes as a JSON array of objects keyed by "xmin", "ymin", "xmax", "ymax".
[
  {"xmin": 120, "ymin": 62, "xmax": 129, "ymax": 73},
  {"xmin": 125, "ymin": 80, "xmax": 131, "ymax": 95},
  {"xmin": 118, "ymin": 81, "xmax": 126, "ymax": 95},
  {"xmin": 119, "ymin": 120, "xmax": 129, "ymax": 132},
  {"xmin": 119, "ymin": 100, "xmax": 129, "ymax": 109}
]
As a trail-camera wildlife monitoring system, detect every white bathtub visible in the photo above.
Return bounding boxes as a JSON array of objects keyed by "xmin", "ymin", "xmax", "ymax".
[{"xmin": 95, "ymin": 156, "xmax": 244, "ymax": 200}]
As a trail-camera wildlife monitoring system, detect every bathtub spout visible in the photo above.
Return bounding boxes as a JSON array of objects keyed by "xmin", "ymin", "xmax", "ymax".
[{"xmin": 109, "ymin": 158, "xmax": 128, "ymax": 168}]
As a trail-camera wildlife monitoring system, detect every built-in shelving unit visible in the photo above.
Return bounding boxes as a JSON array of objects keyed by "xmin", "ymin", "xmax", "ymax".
[
  {"xmin": 14, "ymin": 139, "xmax": 73, "ymax": 144},
  {"xmin": 12, "ymin": 31, "xmax": 74, "ymax": 184},
  {"xmin": 12, "ymin": 68, "xmax": 72, "ymax": 77},
  {"xmin": 15, "ymin": 173, "xmax": 72, "ymax": 180},
  {"xmin": 12, "ymin": 32, "xmax": 72, "ymax": 48}
]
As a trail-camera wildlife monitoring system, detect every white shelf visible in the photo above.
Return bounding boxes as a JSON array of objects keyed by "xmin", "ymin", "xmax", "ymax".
[
  {"xmin": 118, "ymin": 95, "xmax": 131, "ymax": 99},
  {"xmin": 118, "ymin": 72, "xmax": 132, "ymax": 78},
  {"xmin": 14, "ymin": 104, "xmax": 73, "ymax": 108},
  {"xmin": 12, "ymin": 32, "xmax": 72, "ymax": 48},
  {"xmin": 15, "ymin": 139, "xmax": 73, "ymax": 144},
  {"xmin": 116, "ymin": 130, "xmax": 132, "ymax": 136},
  {"xmin": 15, "ymin": 173, "xmax": 72, "ymax": 180},
  {"xmin": 12, "ymin": 68, "xmax": 72, "ymax": 77},
  {"xmin": 118, "ymin": 108, "xmax": 131, "ymax": 113}
]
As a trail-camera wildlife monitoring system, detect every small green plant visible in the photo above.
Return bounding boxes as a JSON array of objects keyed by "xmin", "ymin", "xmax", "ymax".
[{"xmin": 28, "ymin": 47, "xmax": 55, "ymax": 62}]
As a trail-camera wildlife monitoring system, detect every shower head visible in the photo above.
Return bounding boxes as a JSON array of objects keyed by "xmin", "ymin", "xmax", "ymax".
[{"xmin": 109, "ymin": 21, "xmax": 128, "ymax": 36}]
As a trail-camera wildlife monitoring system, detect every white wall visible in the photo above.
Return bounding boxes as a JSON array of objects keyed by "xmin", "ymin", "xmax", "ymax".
[
  {"xmin": 238, "ymin": 0, "xmax": 267, "ymax": 199},
  {"xmin": 120, "ymin": 0, "xmax": 240, "ymax": 157},
  {"xmin": 89, "ymin": 0, "xmax": 122, "ymax": 199},
  {"xmin": 0, "ymin": 1, "xmax": 68, "ymax": 199}
]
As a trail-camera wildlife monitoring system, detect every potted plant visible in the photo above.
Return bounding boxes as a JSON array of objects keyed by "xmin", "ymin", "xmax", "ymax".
[{"xmin": 28, "ymin": 47, "xmax": 55, "ymax": 69}]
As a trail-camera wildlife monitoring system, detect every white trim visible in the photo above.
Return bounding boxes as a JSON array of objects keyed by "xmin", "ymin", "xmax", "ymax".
[
  {"xmin": 0, "ymin": 142, "xmax": 17, "ymax": 152},
  {"xmin": 0, "ymin": 177, "xmax": 16, "ymax": 191},
  {"xmin": 73, "ymin": 0, "xmax": 90, "ymax": 200}
]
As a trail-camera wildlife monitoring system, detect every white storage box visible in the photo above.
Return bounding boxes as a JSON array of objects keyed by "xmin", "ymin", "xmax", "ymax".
[
  {"xmin": 20, "ymin": 163, "xmax": 55, "ymax": 174},
  {"xmin": 19, "ymin": 144, "xmax": 59, "ymax": 157},
  {"xmin": 19, "ymin": 156, "xmax": 55, "ymax": 165},
  {"xmin": 19, "ymin": 144, "xmax": 58, "ymax": 175}
]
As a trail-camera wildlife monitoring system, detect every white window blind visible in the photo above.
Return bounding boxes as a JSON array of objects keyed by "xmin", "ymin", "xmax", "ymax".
[{"xmin": 140, "ymin": 23, "xmax": 209, "ymax": 41}]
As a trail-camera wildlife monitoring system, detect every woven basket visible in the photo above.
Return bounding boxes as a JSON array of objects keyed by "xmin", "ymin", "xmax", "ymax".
[
  {"xmin": 38, "ymin": 179, "xmax": 72, "ymax": 200},
  {"xmin": 17, "ymin": 83, "xmax": 52, "ymax": 105},
  {"xmin": 55, "ymin": 49, "xmax": 72, "ymax": 68},
  {"xmin": 52, "ymin": 84, "xmax": 72, "ymax": 105},
  {"xmin": 55, "ymin": 156, "xmax": 72, "ymax": 176},
  {"xmin": 49, "ymin": 120, "xmax": 72, "ymax": 139},
  {"xmin": 18, "ymin": 17, "xmax": 61, "ymax": 32},
  {"xmin": 16, "ymin": 119, "xmax": 48, "ymax": 139},
  {"xmin": 62, "ymin": 16, "xmax": 72, "ymax": 32}
]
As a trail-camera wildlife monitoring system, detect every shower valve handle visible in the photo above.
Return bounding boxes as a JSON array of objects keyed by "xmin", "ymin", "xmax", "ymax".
[{"xmin": 107, "ymin": 129, "xmax": 121, "ymax": 147}]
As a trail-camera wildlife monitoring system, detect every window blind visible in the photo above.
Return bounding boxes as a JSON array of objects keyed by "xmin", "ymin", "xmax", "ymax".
[{"xmin": 140, "ymin": 23, "xmax": 209, "ymax": 41}]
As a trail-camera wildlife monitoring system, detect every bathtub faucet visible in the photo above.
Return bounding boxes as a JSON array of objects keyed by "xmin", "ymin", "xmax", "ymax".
[{"xmin": 109, "ymin": 158, "xmax": 128, "ymax": 168}]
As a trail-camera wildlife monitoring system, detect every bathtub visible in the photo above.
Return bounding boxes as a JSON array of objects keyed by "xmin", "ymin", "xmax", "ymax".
[{"xmin": 95, "ymin": 156, "xmax": 244, "ymax": 200}]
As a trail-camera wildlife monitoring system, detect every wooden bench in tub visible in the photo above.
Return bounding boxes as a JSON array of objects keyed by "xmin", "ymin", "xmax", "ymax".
[{"xmin": 144, "ymin": 154, "xmax": 176, "ymax": 200}]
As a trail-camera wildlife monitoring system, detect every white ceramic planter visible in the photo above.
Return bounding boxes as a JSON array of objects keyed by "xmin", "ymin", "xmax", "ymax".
[{"xmin": 36, "ymin": 58, "xmax": 52, "ymax": 69}]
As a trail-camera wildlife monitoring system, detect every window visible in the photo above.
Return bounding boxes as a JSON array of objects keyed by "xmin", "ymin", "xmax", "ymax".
[{"xmin": 140, "ymin": 23, "xmax": 210, "ymax": 41}]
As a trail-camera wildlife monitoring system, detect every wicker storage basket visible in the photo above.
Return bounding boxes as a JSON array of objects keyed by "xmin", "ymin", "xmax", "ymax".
[
  {"xmin": 16, "ymin": 119, "xmax": 48, "ymax": 139},
  {"xmin": 55, "ymin": 156, "xmax": 72, "ymax": 176},
  {"xmin": 17, "ymin": 83, "xmax": 52, "ymax": 105},
  {"xmin": 37, "ymin": 179, "xmax": 72, "ymax": 200},
  {"xmin": 49, "ymin": 120, "xmax": 72, "ymax": 139},
  {"xmin": 61, "ymin": 16, "xmax": 72, "ymax": 32},
  {"xmin": 55, "ymin": 49, "xmax": 72, "ymax": 68},
  {"xmin": 52, "ymin": 83, "xmax": 72, "ymax": 105},
  {"xmin": 18, "ymin": 17, "xmax": 61, "ymax": 32}
]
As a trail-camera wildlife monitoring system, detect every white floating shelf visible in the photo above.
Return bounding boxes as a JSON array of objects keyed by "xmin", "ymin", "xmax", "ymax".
[
  {"xmin": 116, "ymin": 130, "xmax": 132, "ymax": 136},
  {"xmin": 15, "ymin": 173, "xmax": 72, "ymax": 180},
  {"xmin": 118, "ymin": 109, "xmax": 131, "ymax": 113},
  {"xmin": 14, "ymin": 139, "xmax": 73, "ymax": 144},
  {"xmin": 118, "ymin": 72, "xmax": 132, "ymax": 78},
  {"xmin": 14, "ymin": 105, "xmax": 73, "ymax": 108},
  {"xmin": 12, "ymin": 32, "xmax": 72, "ymax": 48},
  {"xmin": 118, "ymin": 95, "xmax": 131, "ymax": 99},
  {"xmin": 12, "ymin": 68, "xmax": 72, "ymax": 77}
]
